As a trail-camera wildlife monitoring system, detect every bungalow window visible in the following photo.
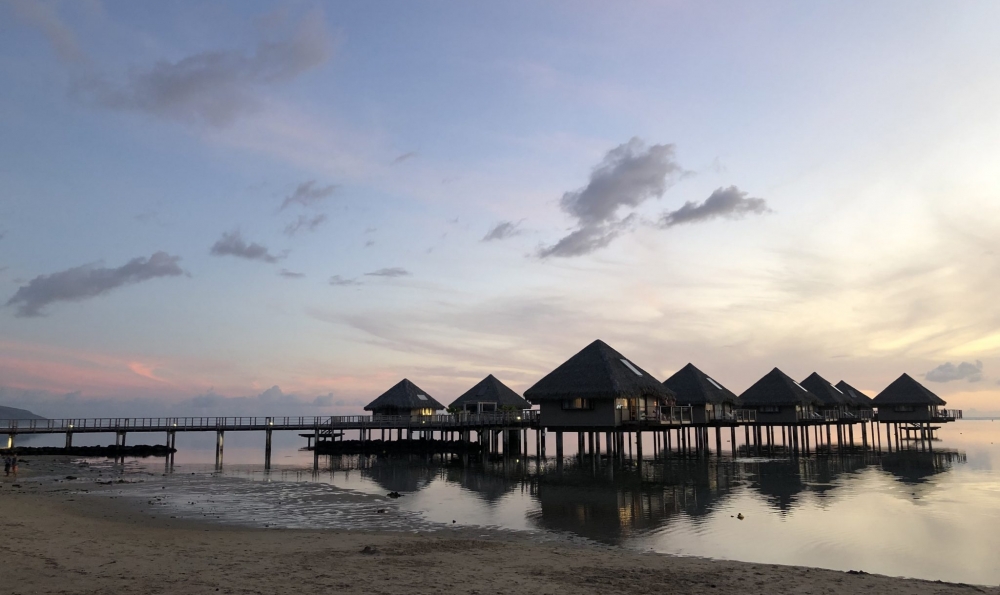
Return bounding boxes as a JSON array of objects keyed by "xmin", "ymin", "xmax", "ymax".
[
  {"xmin": 760, "ymin": 406, "xmax": 780, "ymax": 413},
  {"xmin": 893, "ymin": 405, "xmax": 915, "ymax": 413},
  {"xmin": 562, "ymin": 398, "xmax": 594, "ymax": 410}
]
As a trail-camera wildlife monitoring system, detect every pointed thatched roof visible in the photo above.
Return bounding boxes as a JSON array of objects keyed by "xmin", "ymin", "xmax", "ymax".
[
  {"xmin": 738, "ymin": 368, "xmax": 823, "ymax": 407},
  {"xmin": 523, "ymin": 340, "xmax": 675, "ymax": 402},
  {"xmin": 800, "ymin": 372, "xmax": 853, "ymax": 407},
  {"xmin": 364, "ymin": 379, "xmax": 445, "ymax": 411},
  {"xmin": 663, "ymin": 363, "xmax": 738, "ymax": 406},
  {"xmin": 835, "ymin": 380, "xmax": 875, "ymax": 409},
  {"xmin": 872, "ymin": 373, "xmax": 946, "ymax": 407},
  {"xmin": 449, "ymin": 374, "xmax": 530, "ymax": 410}
]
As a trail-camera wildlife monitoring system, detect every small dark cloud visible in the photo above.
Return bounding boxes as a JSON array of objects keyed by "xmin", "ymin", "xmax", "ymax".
[
  {"xmin": 365, "ymin": 267, "xmax": 410, "ymax": 278},
  {"xmin": 364, "ymin": 240, "xmax": 375, "ymax": 248},
  {"xmin": 364, "ymin": 227, "xmax": 377, "ymax": 234},
  {"xmin": 537, "ymin": 215, "xmax": 636, "ymax": 258},
  {"xmin": 539, "ymin": 138, "xmax": 683, "ymax": 258},
  {"xmin": 328, "ymin": 275, "xmax": 361, "ymax": 286},
  {"xmin": 280, "ymin": 181, "xmax": 337, "ymax": 211},
  {"xmin": 660, "ymin": 185, "xmax": 770, "ymax": 227},
  {"xmin": 926, "ymin": 360, "xmax": 983, "ymax": 383},
  {"xmin": 391, "ymin": 151, "xmax": 418, "ymax": 165},
  {"xmin": 482, "ymin": 220, "xmax": 524, "ymax": 242},
  {"xmin": 210, "ymin": 230, "xmax": 283, "ymax": 263},
  {"xmin": 279, "ymin": 269, "xmax": 305, "ymax": 279},
  {"xmin": 72, "ymin": 12, "xmax": 332, "ymax": 127},
  {"xmin": 6, "ymin": 252, "xmax": 184, "ymax": 317},
  {"xmin": 284, "ymin": 213, "xmax": 327, "ymax": 236}
]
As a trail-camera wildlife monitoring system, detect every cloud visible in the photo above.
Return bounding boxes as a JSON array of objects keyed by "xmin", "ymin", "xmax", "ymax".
[
  {"xmin": 5, "ymin": 252, "xmax": 184, "ymax": 317},
  {"xmin": 482, "ymin": 220, "xmax": 524, "ymax": 242},
  {"xmin": 210, "ymin": 230, "xmax": 283, "ymax": 263},
  {"xmin": 364, "ymin": 240, "xmax": 375, "ymax": 248},
  {"xmin": 279, "ymin": 180, "xmax": 337, "ymax": 210},
  {"xmin": 328, "ymin": 275, "xmax": 361, "ymax": 286},
  {"xmin": 284, "ymin": 213, "xmax": 327, "ymax": 236},
  {"xmin": 73, "ymin": 12, "xmax": 332, "ymax": 127},
  {"xmin": 279, "ymin": 269, "xmax": 305, "ymax": 279},
  {"xmin": 539, "ymin": 138, "xmax": 683, "ymax": 258},
  {"xmin": 391, "ymin": 151, "xmax": 418, "ymax": 165},
  {"xmin": 7, "ymin": 0, "xmax": 85, "ymax": 65},
  {"xmin": 925, "ymin": 360, "xmax": 983, "ymax": 383},
  {"xmin": 365, "ymin": 267, "xmax": 410, "ymax": 278},
  {"xmin": 660, "ymin": 185, "xmax": 770, "ymax": 227},
  {"xmin": 537, "ymin": 216, "xmax": 637, "ymax": 258}
]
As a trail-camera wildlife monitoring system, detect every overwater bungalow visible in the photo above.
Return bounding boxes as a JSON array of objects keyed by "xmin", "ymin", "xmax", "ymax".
[
  {"xmin": 872, "ymin": 373, "xmax": 957, "ymax": 423},
  {"xmin": 662, "ymin": 363, "xmax": 739, "ymax": 423},
  {"xmin": 800, "ymin": 372, "xmax": 853, "ymax": 419},
  {"xmin": 834, "ymin": 380, "xmax": 875, "ymax": 416},
  {"xmin": 523, "ymin": 339, "xmax": 676, "ymax": 430},
  {"xmin": 449, "ymin": 374, "xmax": 530, "ymax": 414},
  {"xmin": 738, "ymin": 368, "xmax": 822, "ymax": 424},
  {"xmin": 364, "ymin": 379, "xmax": 445, "ymax": 419}
]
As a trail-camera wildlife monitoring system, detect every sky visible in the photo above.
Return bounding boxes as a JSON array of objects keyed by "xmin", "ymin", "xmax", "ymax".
[{"xmin": 2, "ymin": 0, "xmax": 1000, "ymax": 418}]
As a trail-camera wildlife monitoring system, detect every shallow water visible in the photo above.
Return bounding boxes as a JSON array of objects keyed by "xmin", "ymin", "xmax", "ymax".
[{"xmin": 37, "ymin": 420, "xmax": 1000, "ymax": 585}]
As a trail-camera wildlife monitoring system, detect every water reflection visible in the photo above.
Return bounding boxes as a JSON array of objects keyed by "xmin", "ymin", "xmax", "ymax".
[{"xmin": 322, "ymin": 445, "xmax": 968, "ymax": 547}]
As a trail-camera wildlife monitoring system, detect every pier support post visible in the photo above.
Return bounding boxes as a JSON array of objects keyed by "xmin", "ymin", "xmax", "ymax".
[
  {"xmin": 555, "ymin": 431, "xmax": 563, "ymax": 459},
  {"xmin": 265, "ymin": 428, "xmax": 273, "ymax": 470},
  {"xmin": 65, "ymin": 432, "xmax": 73, "ymax": 449},
  {"xmin": 635, "ymin": 430, "xmax": 643, "ymax": 461},
  {"xmin": 216, "ymin": 430, "xmax": 225, "ymax": 467}
]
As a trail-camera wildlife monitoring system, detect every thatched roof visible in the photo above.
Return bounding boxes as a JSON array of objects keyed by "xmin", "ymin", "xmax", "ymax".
[
  {"xmin": 738, "ymin": 368, "xmax": 823, "ymax": 407},
  {"xmin": 523, "ymin": 340, "xmax": 675, "ymax": 402},
  {"xmin": 800, "ymin": 372, "xmax": 854, "ymax": 407},
  {"xmin": 449, "ymin": 374, "xmax": 530, "ymax": 410},
  {"xmin": 834, "ymin": 380, "xmax": 875, "ymax": 409},
  {"xmin": 872, "ymin": 373, "xmax": 946, "ymax": 407},
  {"xmin": 663, "ymin": 363, "xmax": 738, "ymax": 406},
  {"xmin": 364, "ymin": 379, "xmax": 445, "ymax": 412}
]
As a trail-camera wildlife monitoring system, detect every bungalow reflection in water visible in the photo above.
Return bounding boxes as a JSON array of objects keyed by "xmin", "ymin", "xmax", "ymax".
[
  {"xmin": 321, "ymin": 448, "xmax": 966, "ymax": 545},
  {"xmin": 526, "ymin": 451, "xmax": 965, "ymax": 543}
]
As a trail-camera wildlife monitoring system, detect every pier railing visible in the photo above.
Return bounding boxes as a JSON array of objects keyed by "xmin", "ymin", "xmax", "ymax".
[
  {"xmin": 1, "ymin": 411, "xmax": 541, "ymax": 434},
  {"xmin": 934, "ymin": 409, "xmax": 962, "ymax": 420}
]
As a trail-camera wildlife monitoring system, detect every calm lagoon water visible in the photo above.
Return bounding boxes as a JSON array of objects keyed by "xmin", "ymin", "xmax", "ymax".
[{"xmin": 50, "ymin": 420, "xmax": 1000, "ymax": 585}]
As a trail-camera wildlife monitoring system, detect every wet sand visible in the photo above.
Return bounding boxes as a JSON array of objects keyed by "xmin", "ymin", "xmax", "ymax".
[{"xmin": 3, "ymin": 470, "xmax": 996, "ymax": 595}]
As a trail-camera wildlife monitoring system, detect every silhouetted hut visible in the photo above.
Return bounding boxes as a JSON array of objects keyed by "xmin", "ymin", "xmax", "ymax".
[
  {"xmin": 524, "ymin": 340, "xmax": 675, "ymax": 429},
  {"xmin": 364, "ymin": 379, "xmax": 444, "ymax": 419},
  {"xmin": 663, "ymin": 363, "xmax": 739, "ymax": 423},
  {"xmin": 738, "ymin": 368, "xmax": 822, "ymax": 424},
  {"xmin": 449, "ymin": 374, "xmax": 530, "ymax": 413},
  {"xmin": 800, "ymin": 372, "xmax": 853, "ymax": 418},
  {"xmin": 872, "ymin": 373, "xmax": 950, "ymax": 422},
  {"xmin": 834, "ymin": 380, "xmax": 875, "ymax": 415}
]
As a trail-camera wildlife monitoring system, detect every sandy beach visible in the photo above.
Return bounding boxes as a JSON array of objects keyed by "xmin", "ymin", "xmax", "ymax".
[{"xmin": 1, "ymin": 463, "xmax": 995, "ymax": 595}]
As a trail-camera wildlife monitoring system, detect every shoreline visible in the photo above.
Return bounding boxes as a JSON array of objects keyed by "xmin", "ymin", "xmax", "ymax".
[{"xmin": 2, "ymin": 461, "xmax": 997, "ymax": 595}]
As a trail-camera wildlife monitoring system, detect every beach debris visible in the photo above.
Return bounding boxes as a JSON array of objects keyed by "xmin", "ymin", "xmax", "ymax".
[
  {"xmin": 737, "ymin": 513, "xmax": 745, "ymax": 520},
  {"xmin": 848, "ymin": 570, "xmax": 868, "ymax": 575},
  {"xmin": 360, "ymin": 546, "xmax": 379, "ymax": 555},
  {"xmin": 65, "ymin": 476, "xmax": 77, "ymax": 480},
  {"xmin": 387, "ymin": 491, "xmax": 402, "ymax": 498}
]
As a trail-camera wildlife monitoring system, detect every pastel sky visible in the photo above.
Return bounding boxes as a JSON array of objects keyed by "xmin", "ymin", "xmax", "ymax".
[{"xmin": 2, "ymin": 1, "xmax": 1000, "ymax": 418}]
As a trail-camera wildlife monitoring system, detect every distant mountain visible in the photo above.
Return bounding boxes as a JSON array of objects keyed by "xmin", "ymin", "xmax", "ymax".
[{"xmin": 0, "ymin": 405, "xmax": 45, "ymax": 420}]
